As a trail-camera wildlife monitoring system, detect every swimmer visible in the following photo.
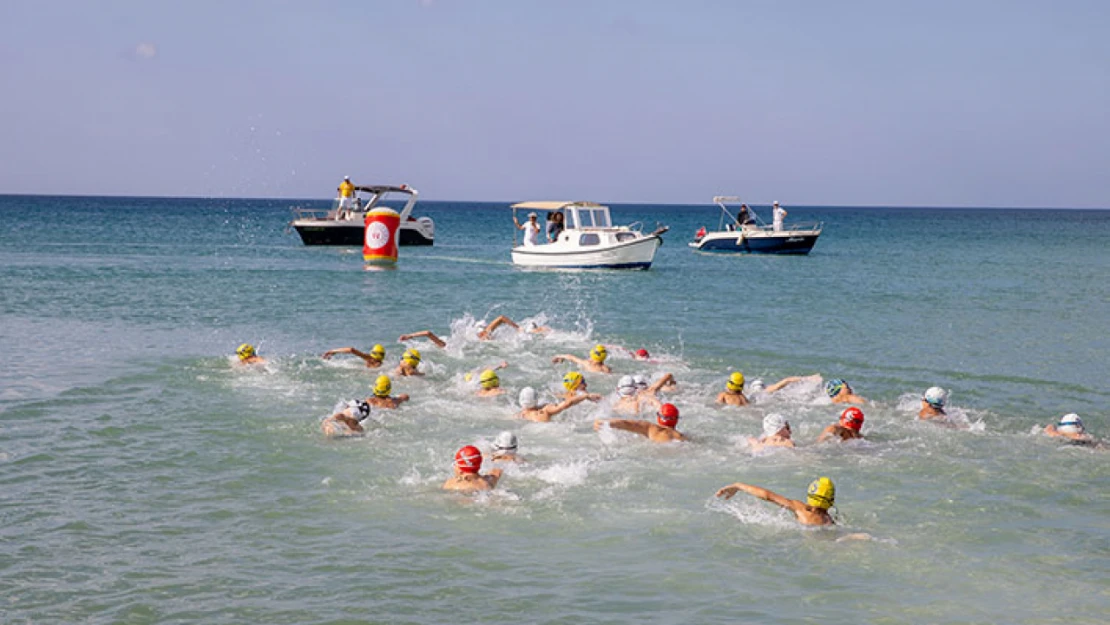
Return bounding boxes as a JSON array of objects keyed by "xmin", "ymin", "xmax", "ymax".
[
  {"xmin": 394, "ymin": 348, "xmax": 424, "ymax": 377},
  {"xmin": 321, "ymin": 400, "xmax": 373, "ymax": 438},
  {"xmin": 816, "ymin": 407, "xmax": 866, "ymax": 443},
  {"xmin": 321, "ymin": 344, "xmax": 386, "ymax": 368},
  {"xmin": 715, "ymin": 477, "xmax": 836, "ymax": 526},
  {"xmin": 606, "ymin": 345, "xmax": 654, "ymax": 361},
  {"xmin": 477, "ymin": 315, "xmax": 550, "ymax": 340},
  {"xmin": 516, "ymin": 386, "xmax": 601, "ymax": 422},
  {"xmin": 443, "ymin": 445, "xmax": 502, "ymax": 492},
  {"xmin": 559, "ymin": 371, "xmax": 596, "ymax": 400},
  {"xmin": 365, "ymin": 375, "xmax": 409, "ymax": 409},
  {"xmin": 918, "ymin": 386, "xmax": 949, "ymax": 420},
  {"xmin": 594, "ymin": 403, "xmax": 686, "ymax": 443},
  {"xmin": 749, "ymin": 413, "xmax": 795, "ymax": 451},
  {"xmin": 825, "ymin": 378, "xmax": 868, "ymax": 404},
  {"xmin": 471, "ymin": 362, "xmax": 509, "ymax": 398},
  {"xmin": 490, "ymin": 431, "xmax": 523, "ymax": 463},
  {"xmin": 1042, "ymin": 413, "xmax": 1096, "ymax": 445},
  {"xmin": 397, "ymin": 330, "xmax": 447, "ymax": 348},
  {"xmin": 552, "ymin": 344, "xmax": 612, "ymax": 374},
  {"xmin": 716, "ymin": 372, "xmax": 750, "ymax": 407},
  {"xmin": 613, "ymin": 373, "xmax": 676, "ymax": 414},
  {"xmin": 235, "ymin": 343, "xmax": 267, "ymax": 365}
]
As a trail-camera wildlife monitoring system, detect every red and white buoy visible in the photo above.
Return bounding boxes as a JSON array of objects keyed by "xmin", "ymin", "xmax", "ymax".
[{"xmin": 363, "ymin": 208, "xmax": 400, "ymax": 265}]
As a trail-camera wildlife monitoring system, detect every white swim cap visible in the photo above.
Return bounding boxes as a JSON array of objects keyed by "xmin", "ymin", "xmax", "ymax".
[
  {"xmin": 923, "ymin": 386, "xmax": 949, "ymax": 408},
  {"xmin": 632, "ymin": 374, "xmax": 648, "ymax": 390},
  {"xmin": 1057, "ymin": 413, "xmax": 1084, "ymax": 434},
  {"xmin": 346, "ymin": 399, "xmax": 371, "ymax": 420},
  {"xmin": 617, "ymin": 375, "xmax": 636, "ymax": 397},
  {"xmin": 519, "ymin": 387, "xmax": 538, "ymax": 409},
  {"xmin": 763, "ymin": 413, "xmax": 789, "ymax": 437},
  {"xmin": 493, "ymin": 431, "xmax": 518, "ymax": 452},
  {"xmin": 749, "ymin": 379, "xmax": 766, "ymax": 392}
]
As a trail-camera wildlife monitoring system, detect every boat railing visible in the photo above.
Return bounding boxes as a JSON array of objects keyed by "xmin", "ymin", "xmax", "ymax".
[
  {"xmin": 292, "ymin": 207, "xmax": 337, "ymax": 221},
  {"xmin": 746, "ymin": 221, "xmax": 823, "ymax": 234},
  {"xmin": 626, "ymin": 221, "xmax": 643, "ymax": 232}
]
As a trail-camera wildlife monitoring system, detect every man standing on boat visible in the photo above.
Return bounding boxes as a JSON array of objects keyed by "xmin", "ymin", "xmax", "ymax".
[
  {"xmin": 772, "ymin": 201, "xmax": 787, "ymax": 232},
  {"xmin": 337, "ymin": 175, "xmax": 356, "ymax": 217},
  {"xmin": 514, "ymin": 212, "xmax": 542, "ymax": 246}
]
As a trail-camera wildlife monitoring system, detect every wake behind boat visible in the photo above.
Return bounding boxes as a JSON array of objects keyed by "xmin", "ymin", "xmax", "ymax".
[
  {"xmin": 689, "ymin": 196, "xmax": 821, "ymax": 255},
  {"xmin": 290, "ymin": 183, "xmax": 434, "ymax": 246},
  {"xmin": 510, "ymin": 201, "xmax": 667, "ymax": 270}
]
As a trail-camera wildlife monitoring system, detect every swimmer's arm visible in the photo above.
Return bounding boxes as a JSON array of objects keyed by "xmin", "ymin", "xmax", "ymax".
[
  {"xmin": 595, "ymin": 419, "xmax": 650, "ymax": 436},
  {"xmin": 395, "ymin": 394, "xmax": 410, "ymax": 405},
  {"xmin": 486, "ymin": 469, "xmax": 503, "ymax": 487},
  {"xmin": 815, "ymin": 425, "xmax": 836, "ymax": 444},
  {"xmin": 647, "ymin": 373, "xmax": 675, "ymax": 394},
  {"xmin": 333, "ymin": 414, "xmax": 365, "ymax": 432},
  {"xmin": 715, "ymin": 482, "xmax": 794, "ymax": 510},
  {"xmin": 398, "ymin": 331, "xmax": 446, "ymax": 348},
  {"xmin": 763, "ymin": 376, "xmax": 807, "ymax": 393},
  {"xmin": 715, "ymin": 391, "xmax": 728, "ymax": 404},
  {"xmin": 547, "ymin": 393, "xmax": 592, "ymax": 416},
  {"xmin": 321, "ymin": 347, "xmax": 356, "ymax": 359},
  {"xmin": 551, "ymin": 354, "xmax": 588, "ymax": 366}
]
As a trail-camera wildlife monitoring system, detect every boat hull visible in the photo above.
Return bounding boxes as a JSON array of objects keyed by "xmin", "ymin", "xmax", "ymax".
[
  {"xmin": 293, "ymin": 221, "xmax": 434, "ymax": 246},
  {"xmin": 689, "ymin": 230, "xmax": 820, "ymax": 255},
  {"xmin": 512, "ymin": 236, "xmax": 661, "ymax": 269}
]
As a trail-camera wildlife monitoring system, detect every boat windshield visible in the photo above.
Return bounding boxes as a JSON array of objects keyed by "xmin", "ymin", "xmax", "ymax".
[{"xmin": 590, "ymin": 208, "xmax": 611, "ymax": 228}]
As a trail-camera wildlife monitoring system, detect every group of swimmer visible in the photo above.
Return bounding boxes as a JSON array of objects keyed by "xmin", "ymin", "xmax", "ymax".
[{"xmin": 233, "ymin": 316, "xmax": 1101, "ymax": 527}]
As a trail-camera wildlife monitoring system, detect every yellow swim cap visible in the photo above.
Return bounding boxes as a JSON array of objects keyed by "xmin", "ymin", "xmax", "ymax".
[
  {"xmin": 590, "ymin": 344, "xmax": 608, "ymax": 363},
  {"xmin": 373, "ymin": 375, "xmax": 392, "ymax": 398},
  {"xmin": 806, "ymin": 477, "xmax": 836, "ymax": 510},
  {"xmin": 479, "ymin": 369, "xmax": 499, "ymax": 389},
  {"xmin": 236, "ymin": 343, "xmax": 255, "ymax": 360},
  {"xmin": 402, "ymin": 348, "xmax": 421, "ymax": 367},
  {"xmin": 369, "ymin": 344, "xmax": 385, "ymax": 360},
  {"xmin": 727, "ymin": 371, "xmax": 745, "ymax": 392},
  {"xmin": 563, "ymin": 371, "xmax": 584, "ymax": 391}
]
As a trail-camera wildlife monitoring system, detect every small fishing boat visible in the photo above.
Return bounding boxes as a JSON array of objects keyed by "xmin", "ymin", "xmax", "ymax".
[
  {"xmin": 689, "ymin": 196, "xmax": 821, "ymax": 255},
  {"xmin": 290, "ymin": 184, "xmax": 434, "ymax": 246},
  {"xmin": 510, "ymin": 201, "xmax": 667, "ymax": 270}
]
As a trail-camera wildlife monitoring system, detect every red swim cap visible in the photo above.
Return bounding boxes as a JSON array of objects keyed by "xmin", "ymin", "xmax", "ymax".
[
  {"xmin": 657, "ymin": 403, "xmax": 680, "ymax": 428},
  {"xmin": 454, "ymin": 445, "xmax": 482, "ymax": 473},
  {"xmin": 839, "ymin": 407, "xmax": 865, "ymax": 431},
  {"xmin": 636, "ymin": 348, "xmax": 650, "ymax": 358}
]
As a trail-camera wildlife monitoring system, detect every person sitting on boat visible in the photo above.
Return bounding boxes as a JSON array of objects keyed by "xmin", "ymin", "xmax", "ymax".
[
  {"xmin": 235, "ymin": 343, "xmax": 267, "ymax": 366},
  {"xmin": 738, "ymin": 204, "xmax": 756, "ymax": 231},
  {"xmin": 366, "ymin": 375, "xmax": 409, "ymax": 409},
  {"xmin": 321, "ymin": 344, "xmax": 386, "ymax": 368},
  {"xmin": 514, "ymin": 211, "xmax": 542, "ymax": 246},
  {"xmin": 772, "ymin": 201, "xmax": 787, "ymax": 232},
  {"xmin": 594, "ymin": 403, "xmax": 687, "ymax": 443},
  {"xmin": 394, "ymin": 348, "xmax": 424, "ymax": 377},
  {"xmin": 546, "ymin": 211, "xmax": 565, "ymax": 242},
  {"xmin": 749, "ymin": 414, "xmax": 795, "ymax": 451},
  {"xmin": 816, "ymin": 407, "xmax": 866, "ymax": 443},
  {"xmin": 552, "ymin": 344, "xmax": 611, "ymax": 374},
  {"xmin": 337, "ymin": 175, "xmax": 355, "ymax": 217},
  {"xmin": 516, "ymin": 386, "xmax": 601, "ymax": 422},
  {"xmin": 443, "ymin": 445, "xmax": 503, "ymax": 492},
  {"xmin": 715, "ymin": 477, "xmax": 836, "ymax": 526},
  {"xmin": 321, "ymin": 400, "xmax": 374, "ymax": 438}
]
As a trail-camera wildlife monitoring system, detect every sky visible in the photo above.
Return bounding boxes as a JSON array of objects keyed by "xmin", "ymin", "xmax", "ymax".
[{"xmin": 1, "ymin": 0, "xmax": 1108, "ymax": 207}]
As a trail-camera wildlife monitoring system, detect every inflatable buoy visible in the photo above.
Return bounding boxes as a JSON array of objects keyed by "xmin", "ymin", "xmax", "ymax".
[{"xmin": 363, "ymin": 208, "xmax": 400, "ymax": 264}]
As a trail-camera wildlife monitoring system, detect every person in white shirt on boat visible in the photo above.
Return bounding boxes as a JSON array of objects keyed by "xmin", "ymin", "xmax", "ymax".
[
  {"xmin": 772, "ymin": 201, "xmax": 787, "ymax": 232},
  {"xmin": 514, "ymin": 212, "xmax": 542, "ymax": 246}
]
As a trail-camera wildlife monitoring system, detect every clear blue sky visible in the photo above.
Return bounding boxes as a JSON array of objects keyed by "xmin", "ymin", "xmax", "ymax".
[{"xmin": 2, "ymin": 0, "xmax": 1107, "ymax": 207}]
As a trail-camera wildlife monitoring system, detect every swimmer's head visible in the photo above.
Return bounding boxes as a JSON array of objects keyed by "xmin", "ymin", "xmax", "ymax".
[
  {"xmin": 657, "ymin": 403, "xmax": 680, "ymax": 428},
  {"xmin": 519, "ymin": 387, "xmax": 538, "ymax": 409},
  {"xmin": 632, "ymin": 374, "xmax": 648, "ymax": 390},
  {"xmin": 236, "ymin": 343, "xmax": 255, "ymax": 361},
  {"xmin": 369, "ymin": 344, "xmax": 385, "ymax": 361},
  {"xmin": 636, "ymin": 348, "xmax": 650, "ymax": 359},
  {"xmin": 402, "ymin": 348, "xmax": 421, "ymax": 367},
  {"xmin": 563, "ymin": 371, "xmax": 585, "ymax": 391},
  {"xmin": 749, "ymin": 379, "xmax": 766, "ymax": 393},
  {"xmin": 1057, "ymin": 413, "xmax": 1084, "ymax": 434},
  {"xmin": 727, "ymin": 371, "xmax": 745, "ymax": 393},
  {"xmin": 479, "ymin": 369, "xmax": 500, "ymax": 389},
  {"xmin": 373, "ymin": 375, "xmax": 392, "ymax": 398},
  {"xmin": 523, "ymin": 320, "xmax": 538, "ymax": 332},
  {"xmin": 455, "ymin": 445, "xmax": 482, "ymax": 474},
  {"xmin": 824, "ymin": 378, "xmax": 849, "ymax": 398},
  {"xmin": 493, "ymin": 431, "xmax": 518, "ymax": 453},
  {"xmin": 806, "ymin": 477, "xmax": 836, "ymax": 510},
  {"xmin": 346, "ymin": 399, "xmax": 372, "ymax": 421},
  {"xmin": 839, "ymin": 406, "xmax": 865, "ymax": 431},
  {"xmin": 762, "ymin": 413, "xmax": 789, "ymax": 437},
  {"xmin": 590, "ymin": 344, "xmax": 608, "ymax": 363},
  {"xmin": 617, "ymin": 375, "xmax": 637, "ymax": 397},
  {"xmin": 922, "ymin": 386, "xmax": 949, "ymax": 408}
]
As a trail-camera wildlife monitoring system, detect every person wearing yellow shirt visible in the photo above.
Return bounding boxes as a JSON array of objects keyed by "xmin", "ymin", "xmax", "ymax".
[{"xmin": 337, "ymin": 175, "xmax": 356, "ymax": 217}]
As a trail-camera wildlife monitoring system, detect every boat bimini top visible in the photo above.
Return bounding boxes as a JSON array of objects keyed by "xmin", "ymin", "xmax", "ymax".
[{"xmin": 510, "ymin": 200, "xmax": 613, "ymax": 230}]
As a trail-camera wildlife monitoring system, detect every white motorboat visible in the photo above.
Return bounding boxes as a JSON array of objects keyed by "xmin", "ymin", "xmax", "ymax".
[
  {"xmin": 290, "ymin": 184, "xmax": 435, "ymax": 246},
  {"xmin": 689, "ymin": 196, "xmax": 822, "ymax": 255},
  {"xmin": 510, "ymin": 201, "xmax": 667, "ymax": 270}
]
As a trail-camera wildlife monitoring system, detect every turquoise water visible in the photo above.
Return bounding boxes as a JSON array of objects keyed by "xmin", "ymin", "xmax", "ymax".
[{"xmin": 1, "ymin": 195, "xmax": 1107, "ymax": 624}]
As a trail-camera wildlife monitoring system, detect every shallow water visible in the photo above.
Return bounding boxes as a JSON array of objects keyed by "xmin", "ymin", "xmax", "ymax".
[{"xmin": 1, "ymin": 195, "xmax": 1108, "ymax": 624}]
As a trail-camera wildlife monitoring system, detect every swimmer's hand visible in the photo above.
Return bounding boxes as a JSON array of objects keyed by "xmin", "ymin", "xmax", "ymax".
[
  {"xmin": 716, "ymin": 485, "xmax": 741, "ymax": 500},
  {"xmin": 585, "ymin": 393, "xmax": 602, "ymax": 402},
  {"xmin": 551, "ymin": 356, "xmax": 564, "ymax": 364}
]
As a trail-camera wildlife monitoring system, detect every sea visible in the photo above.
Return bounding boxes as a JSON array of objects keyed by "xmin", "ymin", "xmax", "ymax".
[{"xmin": 1, "ymin": 194, "xmax": 1107, "ymax": 624}]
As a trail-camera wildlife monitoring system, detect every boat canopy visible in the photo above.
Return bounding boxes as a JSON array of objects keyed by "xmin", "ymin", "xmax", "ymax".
[
  {"xmin": 355, "ymin": 185, "xmax": 415, "ymax": 195},
  {"xmin": 511, "ymin": 201, "xmax": 602, "ymax": 211}
]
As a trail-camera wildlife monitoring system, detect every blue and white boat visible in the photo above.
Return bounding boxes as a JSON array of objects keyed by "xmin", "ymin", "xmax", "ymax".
[{"xmin": 689, "ymin": 196, "xmax": 822, "ymax": 255}]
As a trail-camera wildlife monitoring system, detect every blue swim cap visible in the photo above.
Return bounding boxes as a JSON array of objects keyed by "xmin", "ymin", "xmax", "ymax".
[{"xmin": 824, "ymin": 379, "xmax": 847, "ymax": 398}]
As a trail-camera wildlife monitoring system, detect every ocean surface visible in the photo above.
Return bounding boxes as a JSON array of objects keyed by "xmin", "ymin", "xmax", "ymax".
[{"xmin": 1, "ymin": 194, "xmax": 1107, "ymax": 624}]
